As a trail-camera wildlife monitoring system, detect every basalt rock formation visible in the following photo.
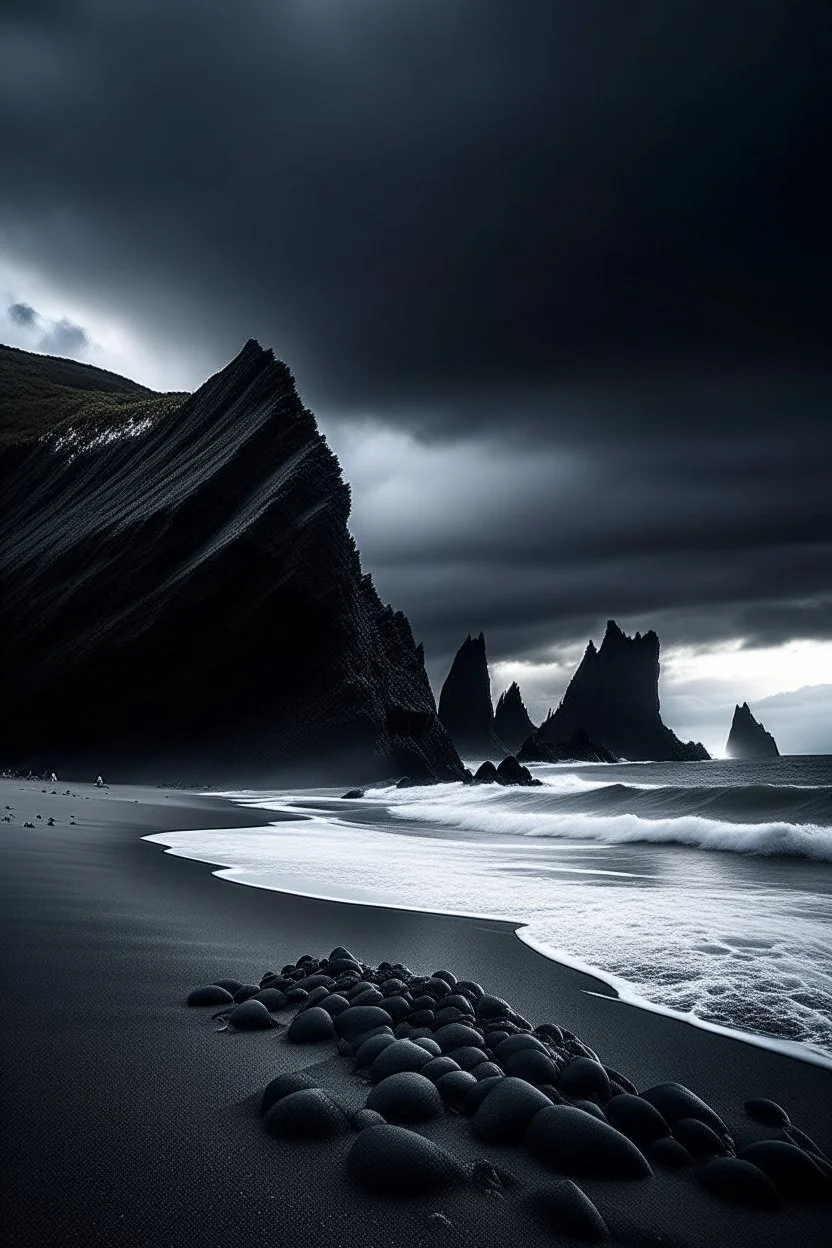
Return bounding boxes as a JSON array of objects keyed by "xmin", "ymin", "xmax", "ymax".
[
  {"xmin": 518, "ymin": 725, "xmax": 618, "ymax": 765},
  {"xmin": 533, "ymin": 620, "xmax": 709, "ymax": 762},
  {"xmin": 438, "ymin": 633, "xmax": 506, "ymax": 757},
  {"xmin": 493, "ymin": 682, "xmax": 537, "ymax": 753},
  {"xmin": 0, "ymin": 340, "xmax": 465, "ymax": 784},
  {"xmin": 726, "ymin": 703, "xmax": 780, "ymax": 759}
]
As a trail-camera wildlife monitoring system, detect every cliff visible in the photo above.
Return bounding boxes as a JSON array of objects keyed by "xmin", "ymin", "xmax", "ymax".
[
  {"xmin": 493, "ymin": 681, "xmax": 537, "ymax": 753},
  {"xmin": 535, "ymin": 620, "xmax": 709, "ymax": 761},
  {"xmin": 725, "ymin": 703, "xmax": 780, "ymax": 759},
  {"xmin": 0, "ymin": 340, "xmax": 465, "ymax": 784},
  {"xmin": 437, "ymin": 633, "xmax": 506, "ymax": 757}
]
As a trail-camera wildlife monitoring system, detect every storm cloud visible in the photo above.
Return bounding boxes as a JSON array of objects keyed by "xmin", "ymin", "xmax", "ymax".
[{"xmin": 1, "ymin": 1, "xmax": 830, "ymax": 748}]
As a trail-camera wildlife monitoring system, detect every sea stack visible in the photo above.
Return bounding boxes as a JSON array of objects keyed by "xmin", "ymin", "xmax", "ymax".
[
  {"xmin": 493, "ymin": 682, "xmax": 537, "ymax": 753},
  {"xmin": 725, "ymin": 703, "xmax": 780, "ymax": 759},
  {"xmin": 531, "ymin": 620, "xmax": 709, "ymax": 762},
  {"xmin": 438, "ymin": 633, "xmax": 506, "ymax": 757},
  {"xmin": 0, "ymin": 340, "xmax": 465, "ymax": 785}
]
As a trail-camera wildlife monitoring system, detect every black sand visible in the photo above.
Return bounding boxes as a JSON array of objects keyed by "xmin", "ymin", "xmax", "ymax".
[{"xmin": 1, "ymin": 779, "xmax": 830, "ymax": 1247}]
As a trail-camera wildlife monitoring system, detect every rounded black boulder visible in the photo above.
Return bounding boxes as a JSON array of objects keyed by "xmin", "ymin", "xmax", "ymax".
[
  {"xmin": 252, "ymin": 987, "xmax": 286, "ymax": 1011},
  {"xmin": 433, "ymin": 1023, "xmax": 485, "ymax": 1053},
  {"xmin": 352, "ymin": 1109, "xmax": 386, "ymax": 1131},
  {"xmin": 673, "ymin": 1117, "xmax": 727, "ymax": 1158},
  {"xmin": 475, "ymin": 995, "xmax": 512, "ymax": 1023},
  {"xmin": 336, "ymin": 1005, "xmax": 393, "ymax": 1041},
  {"xmin": 496, "ymin": 1034, "xmax": 549, "ymax": 1061},
  {"xmin": 471, "ymin": 1077, "xmax": 552, "ymax": 1144},
  {"xmin": 473, "ymin": 761, "xmax": 500, "ymax": 784},
  {"xmin": 604, "ymin": 1094, "xmax": 670, "ymax": 1148},
  {"xmin": 505, "ymin": 1049, "xmax": 561, "ymax": 1086},
  {"xmin": 739, "ymin": 1140, "xmax": 827, "ymax": 1198},
  {"xmin": 413, "ymin": 1037, "xmax": 441, "ymax": 1056},
  {"xmin": 187, "ymin": 985, "xmax": 234, "ymax": 1007},
  {"xmin": 287, "ymin": 1006, "xmax": 336, "ymax": 1044},
  {"xmin": 698, "ymin": 1158, "xmax": 781, "ymax": 1209},
  {"xmin": 649, "ymin": 1137, "xmax": 692, "ymax": 1168},
  {"xmin": 421, "ymin": 1056, "xmax": 461, "ymax": 1083},
  {"xmin": 263, "ymin": 1088, "xmax": 347, "ymax": 1140},
  {"xmin": 436, "ymin": 1070, "xmax": 477, "ymax": 1110},
  {"xmin": 559, "ymin": 1058, "xmax": 611, "ymax": 1103},
  {"xmin": 528, "ymin": 1180, "xmax": 609, "ymax": 1242},
  {"xmin": 320, "ymin": 993, "xmax": 351, "ymax": 1017},
  {"xmin": 369, "ymin": 1040, "xmax": 433, "ymax": 1084},
  {"xmin": 640, "ymin": 1083, "xmax": 730, "ymax": 1145},
  {"xmin": 260, "ymin": 1071, "xmax": 316, "ymax": 1118},
  {"xmin": 462, "ymin": 1076, "xmax": 504, "ymax": 1116},
  {"xmin": 228, "ymin": 1000, "xmax": 275, "ymax": 1030},
  {"xmin": 366, "ymin": 1072, "xmax": 444, "ymax": 1123},
  {"xmin": 744, "ymin": 1097, "xmax": 790, "ymax": 1128},
  {"xmin": 472, "ymin": 1061, "xmax": 504, "ymax": 1081},
  {"xmin": 379, "ymin": 995, "xmax": 411, "ymax": 1022},
  {"xmin": 233, "ymin": 984, "xmax": 261, "ymax": 1003},
  {"xmin": 447, "ymin": 1045, "xmax": 490, "ymax": 1071},
  {"xmin": 355, "ymin": 1033, "xmax": 396, "ymax": 1070},
  {"xmin": 346, "ymin": 1124, "xmax": 466, "ymax": 1196},
  {"xmin": 211, "ymin": 979, "xmax": 243, "ymax": 994},
  {"xmin": 525, "ymin": 1106, "xmax": 652, "ymax": 1178}
]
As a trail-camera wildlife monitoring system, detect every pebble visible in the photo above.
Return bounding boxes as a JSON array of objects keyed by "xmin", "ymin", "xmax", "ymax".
[
  {"xmin": 366, "ymin": 1072, "xmax": 444, "ymax": 1123},
  {"xmin": 527, "ymin": 1180, "xmax": 609, "ymax": 1241},
  {"xmin": 261, "ymin": 1072, "xmax": 316, "ymax": 1118},
  {"xmin": 187, "ymin": 985, "xmax": 234, "ymax": 1007},
  {"xmin": 287, "ymin": 1006, "xmax": 336, "ymax": 1043},
  {"xmin": 698, "ymin": 1158, "xmax": 781, "ymax": 1209},
  {"xmin": 346, "ymin": 1125, "xmax": 465, "ymax": 1196},
  {"xmin": 227, "ymin": 1000, "xmax": 276, "ymax": 1030},
  {"xmin": 471, "ymin": 1077, "xmax": 552, "ymax": 1143},
  {"xmin": 262, "ymin": 1088, "xmax": 347, "ymax": 1140},
  {"xmin": 525, "ymin": 1106, "xmax": 652, "ymax": 1179},
  {"xmin": 739, "ymin": 1140, "xmax": 827, "ymax": 1198}
]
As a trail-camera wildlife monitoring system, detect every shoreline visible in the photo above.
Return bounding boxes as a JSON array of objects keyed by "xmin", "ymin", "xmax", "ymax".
[
  {"xmin": 2, "ymin": 777, "xmax": 831, "ymax": 1247},
  {"xmin": 149, "ymin": 817, "xmax": 832, "ymax": 1073}
]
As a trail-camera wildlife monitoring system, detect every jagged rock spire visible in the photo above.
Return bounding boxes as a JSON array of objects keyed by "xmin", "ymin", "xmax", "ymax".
[{"xmin": 726, "ymin": 703, "xmax": 780, "ymax": 759}]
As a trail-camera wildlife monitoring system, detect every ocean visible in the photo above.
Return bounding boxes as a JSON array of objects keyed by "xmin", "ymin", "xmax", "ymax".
[{"xmin": 146, "ymin": 755, "xmax": 832, "ymax": 1066}]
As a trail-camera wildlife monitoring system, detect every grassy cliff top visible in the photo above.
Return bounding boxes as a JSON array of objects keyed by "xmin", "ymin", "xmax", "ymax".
[{"xmin": 0, "ymin": 343, "xmax": 188, "ymax": 447}]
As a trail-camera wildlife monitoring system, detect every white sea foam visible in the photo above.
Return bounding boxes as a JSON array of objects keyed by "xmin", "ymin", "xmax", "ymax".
[{"xmin": 148, "ymin": 770, "xmax": 832, "ymax": 1063}]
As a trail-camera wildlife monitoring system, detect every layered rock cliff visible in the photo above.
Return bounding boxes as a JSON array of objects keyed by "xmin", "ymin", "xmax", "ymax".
[
  {"xmin": 437, "ymin": 633, "xmax": 506, "ymax": 757},
  {"xmin": 534, "ymin": 620, "xmax": 709, "ymax": 761},
  {"xmin": 0, "ymin": 340, "xmax": 465, "ymax": 784},
  {"xmin": 493, "ymin": 681, "xmax": 537, "ymax": 753},
  {"xmin": 726, "ymin": 703, "xmax": 780, "ymax": 759}
]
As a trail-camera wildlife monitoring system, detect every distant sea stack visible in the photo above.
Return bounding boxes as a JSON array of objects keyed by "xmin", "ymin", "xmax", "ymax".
[
  {"xmin": 438, "ymin": 633, "xmax": 506, "ymax": 757},
  {"xmin": 493, "ymin": 681, "xmax": 537, "ymax": 753},
  {"xmin": 533, "ymin": 620, "xmax": 709, "ymax": 762},
  {"xmin": 518, "ymin": 725, "xmax": 618, "ymax": 765},
  {"xmin": 726, "ymin": 703, "xmax": 780, "ymax": 759},
  {"xmin": 0, "ymin": 340, "xmax": 465, "ymax": 784}
]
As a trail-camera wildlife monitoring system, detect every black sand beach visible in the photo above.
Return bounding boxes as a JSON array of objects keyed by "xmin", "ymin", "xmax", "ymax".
[{"xmin": 1, "ymin": 779, "xmax": 830, "ymax": 1247}]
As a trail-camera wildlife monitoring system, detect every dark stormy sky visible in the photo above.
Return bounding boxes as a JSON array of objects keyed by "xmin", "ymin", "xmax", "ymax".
[{"xmin": 2, "ymin": 1, "xmax": 830, "ymax": 753}]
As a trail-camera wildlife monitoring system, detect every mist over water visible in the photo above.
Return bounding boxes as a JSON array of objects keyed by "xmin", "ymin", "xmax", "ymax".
[{"xmin": 147, "ymin": 756, "xmax": 832, "ymax": 1064}]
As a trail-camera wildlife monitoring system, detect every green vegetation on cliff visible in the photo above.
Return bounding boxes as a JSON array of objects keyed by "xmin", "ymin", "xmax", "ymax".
[{"xmin": 0, "ymin": 343, "xmax": 188, "ymax": 447}]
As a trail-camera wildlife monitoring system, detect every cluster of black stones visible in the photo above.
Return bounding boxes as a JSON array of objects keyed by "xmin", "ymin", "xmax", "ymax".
[{"xmin": 187, "ymin": 949, "xmax": 831, "ymax": 1227}]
